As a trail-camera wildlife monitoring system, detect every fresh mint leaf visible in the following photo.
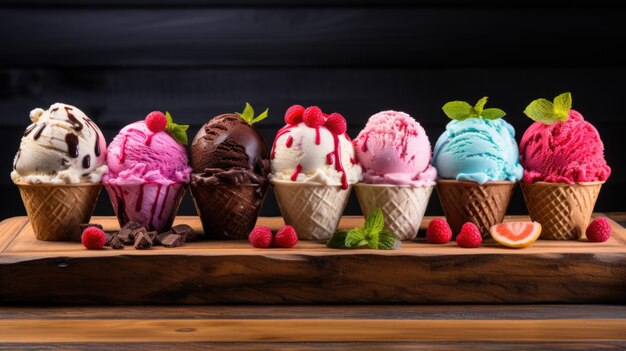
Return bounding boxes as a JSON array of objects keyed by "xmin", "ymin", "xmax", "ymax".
[
  {"xmin": 474, "ymin": 96, "xmax": 488, "ymax": 114},
  {"xmin": 326, "ymin": 230, "xmax": 349, "ymax": 248},
  {"xmin": 236, "ymin": 103, "xmax": 269, "ymax": 126},
  {"xmin": 442, "ymin": 101, "xmax": 473, "ymax": 121},
  {"xmin": 378, "ymin": 230, "xmax": 400, "ymax": 250},
  {"xmin": 481, "ymin": 108, "xmax": 506, "ymax": 120},
  {"xmin": 364, "ymin": 208, "xmax": 384, "ymax": 237},
  {"xmin": 163, "ymin": 111, "xmax": 189, "ymax": 145},
  {"xmin": 523, "ymin": 98, "xmax": 558, "ymax": 124},
  {"xmin": 251, "ymin": 108, "xmax": 269, "ymax": 124},
  {"xmin": 345, "ymin": 228, "xmax": 368, "ymax": 248},
  {"xmin": 553, "ymin": 92, "xmax": 572, "ymax": 121}
]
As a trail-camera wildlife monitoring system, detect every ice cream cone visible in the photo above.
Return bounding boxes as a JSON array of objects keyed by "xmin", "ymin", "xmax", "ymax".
[
  {"xmin": 16, "ymin": 182, "xmax": 101, "ymax": 241},
  {"xmin": 355, "ymin": 183, "xmax": 434, "ymax": 240},
  {"xmin": 190, "ymin": 183, "xmax": 268, "ymax": 240},
  {"xmin": 272, "ymin": 180, "xmax": 351, "ymax": 240},
  {"xmin": 104, "ymin": 183, "xmax": 185, "ymax": 233},
  {"xmin": 521, "ymin": 181, "xmax": 602, "ymax": 240},
  {"xmin": 436, "ymin": 180, "xmax": 515, "ymax": 238}
]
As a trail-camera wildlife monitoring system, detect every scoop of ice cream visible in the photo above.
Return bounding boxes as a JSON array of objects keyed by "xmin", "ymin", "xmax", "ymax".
[
  {"xmin": 433, "ymin": 117, "xmax": 523, "ymax": 184},
  {"xmin": 353, "ymin": 110, "xmax": 436, "ymax": 186},
  {"xmin": 190, "ymin": 113, "xmax": 270, "ymax": 186},
  {"xmin": 104, "ymin": 121, "xmax": 191, "ymax": 185},
  {"xmin": 270, "ymin": 109, "xmax": 362, "ymax": 189},
  {"xmin": 11, "ymin": 102, "xmax": 108, "ymax": 184},
  {"xmin": 519, "ymin": 110, "xmax": 611, "ymax": 184}
]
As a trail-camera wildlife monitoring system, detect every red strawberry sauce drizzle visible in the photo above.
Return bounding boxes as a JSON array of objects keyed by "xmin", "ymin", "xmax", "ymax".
[
  {"xmin": 118, "ymin": 128, "xmax": 157, "ymax": 163},
  {"xmin": 315, "ymin": 127, "xmax": 321, "ymax": 145},
  {"xmin": 290, "ymin": 164, "xmax": 303, "ymax": 181},
  {"xmin": 270, "ymin": 124, "xmax": 296, "ymax": 160},
  {"xmin": 286, "ymin": 135, "xmax": 293, "ymax": 148}
]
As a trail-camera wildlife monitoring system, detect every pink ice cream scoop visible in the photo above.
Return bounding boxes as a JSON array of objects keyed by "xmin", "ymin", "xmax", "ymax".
[
  {"xmin": 353, "ymin": 110, "xmax": 436, "ymax": 186},
  {"xmin": 103, "ymin": 114, "xmax": 191, "ymax": 232},
  {"xmin": 519, "ymin": 110, "xmax": 611, "ymax": 184}
]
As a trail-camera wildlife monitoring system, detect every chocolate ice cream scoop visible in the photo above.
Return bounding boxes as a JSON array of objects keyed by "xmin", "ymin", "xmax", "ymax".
[{"xmin": 190, "ymin": 113, "xmax": 270, "ymax": 185}]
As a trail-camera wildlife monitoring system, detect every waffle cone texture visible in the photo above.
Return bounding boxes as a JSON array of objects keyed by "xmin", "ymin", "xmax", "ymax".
[
  {"xmin": 190, "ymin": 183, "xmax": 268, "ymax": 240},
  {"xmin": 355, "ymin": 183, "xmax": 434, "ymax": 240},
  {"xmin": 17, "ymin": 182, "xmax": 101, "ymax": 241},
  {"xmin": 521, "ymin": 181, "xmax": 602, "ymax": 240},
  {"xmin": 272, "ymin": 180, "xmax": 351, "ymax": 240},
  {"xmin": 436, "ymin": 180, "xmax": 515, "ymax": 238}
]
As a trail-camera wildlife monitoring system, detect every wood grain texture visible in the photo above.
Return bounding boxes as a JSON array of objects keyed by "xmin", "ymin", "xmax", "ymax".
[
  {"xmin": 1, "ymin": 319, "xmax": 626, "ymax": 342},
  {"xmin": 2, "ymin": 342, "xmax": 626, "ymax": 351},
  {"xmin": 1, "ymin": 8, "xmax": 623, "ymax": 67},
  {"xmin": 1, "ymin": 215, "xmax": 625, "ymax": 304},
  {"xmin": 2, "ymin": 305, "xmax": 626, "ymax": 320}
]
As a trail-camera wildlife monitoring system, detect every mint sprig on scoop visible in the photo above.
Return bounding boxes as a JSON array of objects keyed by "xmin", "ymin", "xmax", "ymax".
[
  {"xmin": 326, "ymin": 208, "xmax": 401, "ymax": 250},
  {"xmin": 523, "ymin": 92, "xmax": 572, "ymax": 124},
  {"xmin": 236, "ymin": 102, "xmax": 268, "ymax": 126},
  {"xmin": 165, "ymin": 111, "xmax": 189, "ymax": 145},
  {"xmin": 442, "ymin": 96, "xmax": 506, "ymax": 121}
]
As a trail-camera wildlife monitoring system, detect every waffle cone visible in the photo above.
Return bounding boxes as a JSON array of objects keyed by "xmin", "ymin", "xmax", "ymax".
[
  {"xmin": 355, "ymin": 183, "xmax": 434, "ymax": 240},
  {"xmin": 190, "ymin": 183, "xmax": 268, "ymax": 240},
  {"xmin": 521, "ymin": 181, "xmax": 602, "ymax": 240},
  {"xmin": 16, "ymin": 182, "xmax": 101, "ymax": 241},
  {"xmin": 436, "ymin": 180, "xmax": 515, "ymax": 238},
  {"xmin": 272, "ymin": 180, "xmax": 351, "ymax": 240}
]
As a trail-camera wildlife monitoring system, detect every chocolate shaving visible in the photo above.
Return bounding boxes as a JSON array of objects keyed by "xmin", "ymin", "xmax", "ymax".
[
  {"xmin": 109, "ymin": 236, "xmax": 125, "ymax": 250},
  {"xmin": 161, "ymin": 234, "xmax": 183, "ymax": 248}
]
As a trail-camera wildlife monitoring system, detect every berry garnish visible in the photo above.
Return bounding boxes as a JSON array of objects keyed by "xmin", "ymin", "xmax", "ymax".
[
  {"xmin": 248, "ymin": 226, "xmax": 273, "ymax": 248},
  {"xmin": 325, "ymin": 112, "xmax": 347, "ymax": 135},
  {"xmin": 274, "ymin": 225, "xmax": 299, "ymax": 248},
  {"xmin": 82, "ymin": 226, "xmax": 107, "ymax": 250},
  {"xmin": 586, "ymin": 217, "xmax": 612, "ymax": 242},
  {"xmin": 456, "ymin": 222, "xmax": 482, "ymax": 248},
  {"xmin": 285, "ymin": 105, "xmax": 305, "ymax": 125},
  {"xmin": 145, "ymin": 111, "xmax": 167, "ymax": 133},
  {"xmin": 303, "ymin": 106, "xmax": 326, "ymax": 128},
  {"xmin": 426, "ymin": 218, "xmax": 452, "ymax": 244}
]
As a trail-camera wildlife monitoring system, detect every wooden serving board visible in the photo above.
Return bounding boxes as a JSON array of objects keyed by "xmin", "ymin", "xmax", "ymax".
[{"xmin": 1, "ymin": 215, "xmax": 625, "ymax": 305}]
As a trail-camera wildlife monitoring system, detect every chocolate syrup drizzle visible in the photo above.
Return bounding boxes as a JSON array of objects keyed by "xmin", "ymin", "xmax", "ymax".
[
  {"xmin": 64, "ymin": 106, "xmax": 83, "ymax": 131},
  {"xmin": 65, "ymin": 133, "xmax": 79, "ymax": 158},
  {"xmin": 33, "ymin": 123, "xmax": 46, "ymax": 140}
]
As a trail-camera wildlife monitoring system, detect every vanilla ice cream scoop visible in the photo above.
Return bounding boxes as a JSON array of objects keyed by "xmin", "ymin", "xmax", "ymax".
[
  {"xmin": 270, "ymin": 114, "xmax": 361, "ymax": 189},
  {"xmin": 11, "ymin": 103, "xmax": 108, "ymax": 184}
]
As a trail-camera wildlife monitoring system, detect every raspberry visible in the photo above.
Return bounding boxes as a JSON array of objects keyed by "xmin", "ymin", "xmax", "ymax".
[
  {"xmin": 325, "ymin": 113, "xmax": 347, "ymax": 135},
  {"xmin": 82, "ymin": 227, "xmax": 107, "ymax": 250},
  {"xmin": 284, "ymin": 105, "xmax": 305, "ymax": 125},
  {"xmin": 586, "ymin": 217, "xmax": 612, "ymax": 242},
  {"xmin": 248, "ymin": 226, "xmax": 273, "ymax": 248},
  {"xmin": 426, "ymin": 218, "xmax": 452, "ymax": 244},
  {"xmin": 456, "ymin": 222, "xmax": 482, "ymax": 248},
  {"xmin": 145, "ymin": 111, "xmax": 167, "ymax": 132},
  {"xmin": 274, "ymin": 225, "xmax": 299, "ymax": 248},
  {"xmin": 302, "ymin": 106, "xmax": 326, "ymax": 128}
]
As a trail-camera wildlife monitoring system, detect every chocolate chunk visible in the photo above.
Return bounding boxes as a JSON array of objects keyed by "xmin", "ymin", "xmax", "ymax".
[
  {"xmin": 146, "ymin": 231, "xmax": 158, "ymax": 244},
  {"xmin": 122, "ymin": 221, "xmax": 142, "ymax": 231},
  {"xmin": 161, "ymin": 234, "xmax": 182, "ymax": 248},
  {"xmin": 131, "ymin": 227, "xmax": 147, "ymax": 239},
  {"xmin": 157, "ymin": 230, "xmax": 173, "ymax": 244},
  {"xmin": 134, "ymin": 232, "xmax": 152, "ymax": 250},
  {"xmin": 104, "ymin": 232, "xmax": 116, "ymax": 246},
  {"xmin": 171, "ymin": 224, "xmax": 193, "ymax": 235},
  {"xmin": 117, "ymin": 228, "xmax": 134, "ymax": 245},
  {"xmin": 109, "ymin": 236, "xmax": 124, "ymax": 250},
  {"xmin": 80, "ymin": 223, "xmax": 103, "ymax": 231},
  {"xmin": 184, "ymin": 230, "xmax": 198, "ymax": 242}
]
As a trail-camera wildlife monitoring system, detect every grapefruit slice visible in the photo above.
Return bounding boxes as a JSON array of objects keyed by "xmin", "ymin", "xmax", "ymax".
[{"xmin": 490, "ymin": 222, "xmax": 542, "ymax": 248}]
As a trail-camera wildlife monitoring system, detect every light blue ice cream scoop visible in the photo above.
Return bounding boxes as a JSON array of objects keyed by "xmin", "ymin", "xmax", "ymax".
[{"xmin": 432, "ymin": 117, "xmax": 523, "ymax": 184}]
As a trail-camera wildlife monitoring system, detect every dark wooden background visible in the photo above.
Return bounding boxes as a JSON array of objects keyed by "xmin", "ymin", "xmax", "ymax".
[{"xmin": 1, "ymin": 1, "xmax": 624, "ymax": 219}]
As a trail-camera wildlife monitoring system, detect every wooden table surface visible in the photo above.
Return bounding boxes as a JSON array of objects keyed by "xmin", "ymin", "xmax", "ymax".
[{"xmin": 1, "ymin": 213, "xmax": 625, "ymax": 350}]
